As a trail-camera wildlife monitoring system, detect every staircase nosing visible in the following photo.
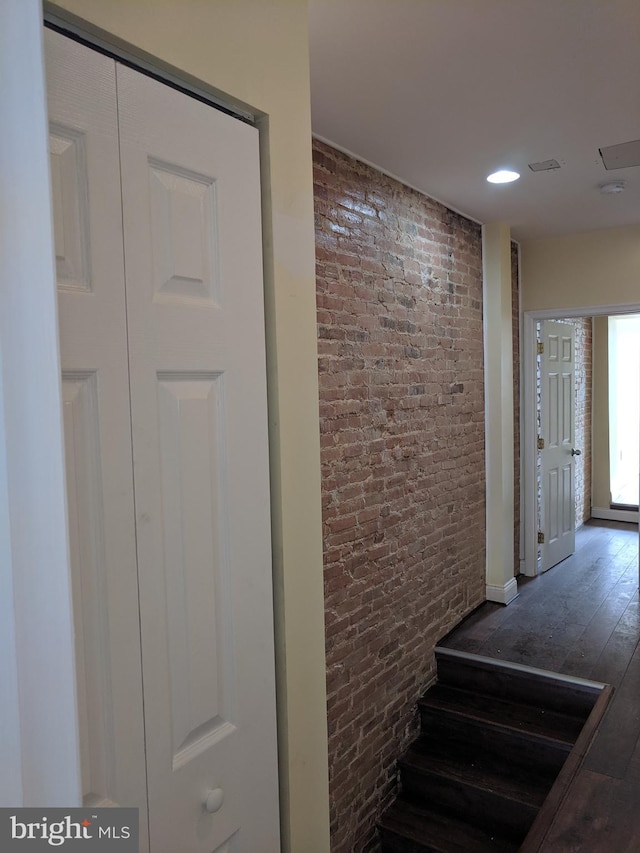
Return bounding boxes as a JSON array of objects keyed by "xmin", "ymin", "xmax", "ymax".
[{"xmin": 434, "ymin": 646, "xmax": 607, "ymax": 694}]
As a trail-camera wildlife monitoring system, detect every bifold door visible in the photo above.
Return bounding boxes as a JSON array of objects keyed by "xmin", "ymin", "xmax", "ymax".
[{"xmin": 47, "ymin": 28, "xmax": 280, "ymax": 853}]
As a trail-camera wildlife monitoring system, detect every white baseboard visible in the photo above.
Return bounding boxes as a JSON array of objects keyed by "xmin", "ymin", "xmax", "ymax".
[
  {"xmin": 591, "ymin": 507, "xmax": 639, "ymax": 524},
  {"xmin": 519, "ymin": 558, "xmax": 534, "ymax": 577},
  {"xmin": 486, "ymin": 577, "xmax": 519, "ymax": 605}
]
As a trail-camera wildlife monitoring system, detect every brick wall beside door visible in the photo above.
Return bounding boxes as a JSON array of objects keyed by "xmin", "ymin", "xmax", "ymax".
[
  {"xmin": 314, "ymin": 139, "xmax": 486, "ymax": 852},
  {"xmin": 573, "ymin": 318, "xmax": 593, "ymax": 524},
  {"xmin": 512, "ymin": 242, "xmax": 521, "ymax": 571}
]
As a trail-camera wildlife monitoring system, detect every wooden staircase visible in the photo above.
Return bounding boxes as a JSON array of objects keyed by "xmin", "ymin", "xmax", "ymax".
[{"xmin": 378, "ymin": 647, "xmax": 611, "ymax": 853}]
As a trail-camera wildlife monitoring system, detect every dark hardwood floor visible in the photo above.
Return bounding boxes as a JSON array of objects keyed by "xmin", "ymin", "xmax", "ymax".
[{"xmin": 440, "ymin": 519, "xmax": 640, "ymax": 852}]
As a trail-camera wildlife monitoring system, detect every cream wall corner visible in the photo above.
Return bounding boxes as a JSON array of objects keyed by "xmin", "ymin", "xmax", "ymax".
[
  {"xmin": 482, "ymin": 223, "xmax": 518, "ymax": 604},
  {"xmin": 45, "ymin": 2, "xmax": 330, "ymax": 850}
]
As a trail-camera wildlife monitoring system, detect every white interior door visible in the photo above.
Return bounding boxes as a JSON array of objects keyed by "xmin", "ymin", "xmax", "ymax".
[
  {"xmin": 48, "ymin": 30, "xmax": 279, "ymax": 853},
  {"xmin": 45, "ymin": 29, "xmax": 149, "ymax": 846},
  {"xmin": 116, "ymin": 65, "xmax": 279, "ymax": 853},
  {"xmin": 540, "ymin": 320, "xmax": 577, "ymax": 571}
]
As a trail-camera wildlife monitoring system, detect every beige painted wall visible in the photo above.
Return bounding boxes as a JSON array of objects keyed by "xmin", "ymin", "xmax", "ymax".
[
  {"xmin": 521, "ymin": 225, "xmax": 640, "ymax": 313},
  {"xmin": 45, "ymin": 2, "xmax": 329, "ymax": 850}
]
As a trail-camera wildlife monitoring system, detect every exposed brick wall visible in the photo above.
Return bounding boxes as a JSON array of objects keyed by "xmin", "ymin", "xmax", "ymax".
[
  {"xmin": 512, "ymin": 242, "xmax": 520, "ymax": 572},
  {"xmin": 314, "ymin": 139, "xmax": 486, "ymax": 853},
  {"xmin": 573, "ymin": 318, "xmax": 592, "ymax": 524}
]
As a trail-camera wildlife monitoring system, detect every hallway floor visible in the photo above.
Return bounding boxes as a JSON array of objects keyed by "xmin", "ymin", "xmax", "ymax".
[{"xmin": 441, "ymin": 519, "xmax": 640, "ymax": 851}]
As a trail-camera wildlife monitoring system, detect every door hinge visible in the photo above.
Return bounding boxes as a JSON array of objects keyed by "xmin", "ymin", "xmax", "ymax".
[
  {"xmin": 537, "ymin": 341, "xmax": 544, "ymax": 355},
  {"xmin": 538, "ymin": 531, "xmax": 545, "ymax": 544},
  {"xmin": 537, "ymin": 437, "xmax": 544, "ymax": 450}
]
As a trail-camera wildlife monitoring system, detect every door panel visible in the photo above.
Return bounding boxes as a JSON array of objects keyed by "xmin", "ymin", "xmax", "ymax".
[
  {"xmin": 156, "ymin": 373, "xmax": 235, "ymax": 766},
  {"xmin": 45, "ymin": 29, "xmax": 149, "ymax": 843},
  {"xmin": 116, "ymin": 65, "xmax": 279, "ymax": 852},
  {"xmin": 541, "ymin": 320, "xmax": 576, "ymax": 571},
  {"xmin": 61, "ymin": 371, "xmax": 111, "ymax": 802},
  {"xmin": 49, "ymin": 123, "xmax": 90, "ymax": 290}
]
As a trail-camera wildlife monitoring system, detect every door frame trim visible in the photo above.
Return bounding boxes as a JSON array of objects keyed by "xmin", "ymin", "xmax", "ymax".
[
  {"xmin": 522, "ymin": 303, "xmax": 640, "ymax": 577},
  {"xmin": 0, "ymin": 0, "xmax": 82, "ymax": 805}
]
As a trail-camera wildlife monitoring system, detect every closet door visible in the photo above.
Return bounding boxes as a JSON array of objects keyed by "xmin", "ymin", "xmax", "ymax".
[
  {"xmin": 45, "ymin": 30, "xmax": 149, "ymax": 849},
  {"xmin": 117, "ymin": 67, "xmax": 280, "ymax": 852}
]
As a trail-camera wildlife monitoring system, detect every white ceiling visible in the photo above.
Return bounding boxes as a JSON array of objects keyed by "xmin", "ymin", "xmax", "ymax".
[{"xmin": 309, "ymin": 0, "xmax": 640, "ymax": 241}]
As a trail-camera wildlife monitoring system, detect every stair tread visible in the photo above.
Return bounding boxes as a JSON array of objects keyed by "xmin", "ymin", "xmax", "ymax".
[
  {"xmin": 401, "ymin": 735, "xmax": 552, "ymax": 806},
  {"xmin": 379, "ymin": 798, "xmax": 519, "ymax": 853},
  {"xmin": 434, "ymin": 648, "xmax": 601, "ymax": 721},
  {"xmin": 420, "ymin": 684, "xmax": 583, "ymax": 745}
]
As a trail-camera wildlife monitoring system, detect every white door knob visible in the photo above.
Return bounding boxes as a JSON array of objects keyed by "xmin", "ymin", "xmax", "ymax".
[{"xmin": 203, "ymin": 788, "xmax": 224, "ymax": 814}]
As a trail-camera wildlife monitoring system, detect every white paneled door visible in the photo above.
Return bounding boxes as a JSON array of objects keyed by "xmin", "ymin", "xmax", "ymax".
[
  {"xmin": 540, "ymin": 320, "xmax": 577, "ymax": 572},
  {"xmin": 46, "ymin": 33, "xmax": 149, "ymax": 846},
  {"xmin": 47, "ymin": 29, "xmax": 279, "ymax": 853}
]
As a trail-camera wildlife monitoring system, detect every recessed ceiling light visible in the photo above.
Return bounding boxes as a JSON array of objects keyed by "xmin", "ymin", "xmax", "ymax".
[{"xmin": 487, "ymin": 169, "xmax": 520, "ymax": 184}]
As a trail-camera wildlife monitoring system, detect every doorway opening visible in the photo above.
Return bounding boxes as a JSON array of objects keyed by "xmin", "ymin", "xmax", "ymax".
[
  {"xmin": 535, "ymin": 318, "xmax": 591, "ymax": 573},
  {"xmin": 522, "ymin": 304, "xmax": 640, "ymax": 577}
]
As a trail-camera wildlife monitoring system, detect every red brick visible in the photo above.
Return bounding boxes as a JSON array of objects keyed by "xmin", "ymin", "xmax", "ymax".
[{"xmin": 314, "ymin": 139, "xmax": 486, "ymax": 853}]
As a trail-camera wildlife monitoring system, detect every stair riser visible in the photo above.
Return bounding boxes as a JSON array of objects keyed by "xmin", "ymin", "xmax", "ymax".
[
  {"xmin": 435, "ymin": 656, "xmax": 598, "ymax": 720},
  {"xmin": 400, "ymin": 764, "xmax": 539, "ymax": 841},
  {"xmin": 418, "ymin": 709, "xmax": 571, "ymax": 775},
  {"xmin": 378, "ymin": 827, "xmax": 438, "ymax": 853}
]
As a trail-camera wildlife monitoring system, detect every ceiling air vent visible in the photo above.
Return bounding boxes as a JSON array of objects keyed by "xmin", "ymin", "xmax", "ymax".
[
  {"xmin": 528, "ymin": 159, "xmax": 561, "ymax": 172},
  {"xmin": 599, "ymin": 139, "xmax": 640, "ymax": 170}
]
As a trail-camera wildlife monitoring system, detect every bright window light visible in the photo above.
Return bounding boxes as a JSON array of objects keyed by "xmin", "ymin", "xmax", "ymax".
[
  {"xmin": 608, "ymin": 314, "xmax": 640, "ymax": 507},
  {"xmin": 487, "ymin": 169, "xmax": 520, "ymax": 184}
]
